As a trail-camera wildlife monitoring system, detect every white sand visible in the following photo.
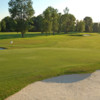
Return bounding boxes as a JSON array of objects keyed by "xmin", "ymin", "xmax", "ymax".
[{"xmin": 5, "ymin": 70, "xmax": 100, "ymax": 100}]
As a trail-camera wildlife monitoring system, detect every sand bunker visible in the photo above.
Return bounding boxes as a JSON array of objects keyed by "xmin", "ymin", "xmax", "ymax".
[{"xmin": 5, "ymin": 70, "xmax": 100, "ymax": 100}]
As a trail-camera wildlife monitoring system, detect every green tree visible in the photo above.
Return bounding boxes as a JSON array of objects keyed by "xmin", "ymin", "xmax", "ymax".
[
  {"xmin": 8, "ymin": 0, "xmax": 34, "ymax": 37},
  {"xmin": 2, "ymin": 16, "xmax": 17, "ymax": 32},
  {"xmin": 61, "ymin": 7, "xmax": 76, "ymax": 33},
  {"xmin": 62, "ymin": 13, "xmax": 76, "ymax": 33},
  {"xmin": 93, "ymin": 23, "xmax": 99, "ymax": 32},
  {"xmin": 57, "ymin": 13, "xmax": 62, "ymax": 33},
  {"xmin": 76, "ymin": 20, "xmax": 85, "ymax": 32},
  {"xmin": 1, "ymin": 20, "xmax": 6, "ymax": 32},
  {"xmin": 98, "ymin": 23, "xmax": 100, "ymax": 32},
  {"xmin": 63, "ymin": 7, "xmax": 69, "ymax": 14},
  {"xmin": 28, "ymin": 17, "xmax": 35, "ymax": 32},
  {"xmin": 43, "ymin": 7, "xmax": 53, "ymax": 34},
  {"xmin": 52, "ymin": 8, "xmax": 59, "ymax": 35},
  {"xmin": 84, "ymin": 17, "xmax": 93, "ymax": 32},
  {"xmin": 43, "ymin": 6, "xmax": 59, "ymax": 35},
  {"xmin": 32, "ymin": 15, "xmax": 44, "ymax": 33},
  {"xmin": 0, "ymin": 22, "xmax": 1, "ymax": 32}
]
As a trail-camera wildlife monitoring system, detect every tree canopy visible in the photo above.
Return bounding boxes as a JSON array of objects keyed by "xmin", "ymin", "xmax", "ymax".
[
  {"xmin": 76, "ymin": 20, "xmax": 85, "ymax": 32},
  {"xmin": 0, "ymin": 5, "xmax": 100, "ymax": 34},
  {"xmin": 8, "ymin": 0, "xmax": 34, "ymax": 37},
  {"xmin": 84, "ymin": 17, "xmax": 93, "ymax": 32}
]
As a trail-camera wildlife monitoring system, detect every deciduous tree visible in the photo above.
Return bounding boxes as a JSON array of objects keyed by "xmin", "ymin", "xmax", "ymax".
[
  {"xmin": 8, "ymin": 0, "xmax": 34, "ymax": 37},
  {"xmin": 93, "ymin": 23, "xmax": 99, "ymax": 32},
  {"xmin": 43, "ymin": 6, "xmax": 59, "ymax": 35},
  {"xmin": 52, "ymin": 8, "xmax": 59, "ymax": 35},
  {"xmin": 84, "ymin": 17, "xmax": 93, "ymax": 32},
  {"xmin": 76, "ymin": 20, "xmax": 85, "ymax": 32},
  {"xmin": 62, "ymin": 13, "xmax": 76, "ymax": 33},
  {"xmin": 1, "ymin": 20, "xmax": 6, "ymax": 32},
  {"xmin": 0, "ymin": 22, "xmax": 1, "ymax": 32}
]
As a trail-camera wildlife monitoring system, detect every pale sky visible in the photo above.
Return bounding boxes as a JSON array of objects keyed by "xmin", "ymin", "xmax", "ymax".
[{"xmin": 0, "ymin": 0, "xmax": 100, "ymax": 22}]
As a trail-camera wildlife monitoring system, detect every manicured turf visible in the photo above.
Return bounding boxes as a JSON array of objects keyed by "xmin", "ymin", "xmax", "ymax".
[{"xmin": 0, "ymin": 32, "xmax": 100, "ymax": 100}]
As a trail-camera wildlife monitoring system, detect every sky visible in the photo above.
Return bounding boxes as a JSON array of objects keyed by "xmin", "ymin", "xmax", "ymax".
[{"xmin": 0, "ymin": 0, "xmax": 100, "ymax": 22}]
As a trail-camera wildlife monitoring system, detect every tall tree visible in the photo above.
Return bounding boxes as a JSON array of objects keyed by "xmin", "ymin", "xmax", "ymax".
[
  {"xmin": 1, "ymin": 16, "xmax": 17, "ymax": 32},
  {"xmin": 32, "ymin": 15, "xmax": 44, "ymax": 32},
  {"xmin": 52, "ymin": 8, "xmax": 59, "ymax": 35},
  {"xmin": 43, "ymin": 7, "xmax": 53, "ymax": 34},
  {"xmin": 0, "ymin": 22, "xmax": 1, "ymax": 32},
  {"xmin": 84, "ymin": 17, "xmax": 93, "ymax": 32},
  {"xmin": 58, "ymin": 13, "xmax": 62, "ymax": 33},
  {"xmin": 61, "ymin": 7, "xmax": 76, "ymax": 33},
  {"xmin": 8, "ymin": 0, "xmax": 34, "ymax": 37},
  {"xmin": 63, "ymin": 7, "xmax": 69, "ymax": 14},
  {"xmin": 76, "ymin": 20, "xmax": 85, "ymax": 32},
  {"xmin": 1, "ymin": 20, "xmax": 6, "ymax": 32},
  {"xmin": 93, "ymin": 23, "xmax": 99, "ymax": 32},
  {"xmin": 28, "ymin": 17, "xmax": 35, "ymax": 32},
  {"xmin": 62, "ymin": 14, "xmax": 76, "ymax": 33},
  {"xmin": 43, "ymin": 6, "xmax": 59, "ymax": 35},
  {"xmin": 98, "ymin": 23, "xmax": 100, "ymax": 32}
]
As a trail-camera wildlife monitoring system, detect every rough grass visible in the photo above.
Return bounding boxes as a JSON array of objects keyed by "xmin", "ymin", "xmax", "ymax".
[{"xmin": 0, "ymin": 32, "xmax": 100, "ymax": 100}]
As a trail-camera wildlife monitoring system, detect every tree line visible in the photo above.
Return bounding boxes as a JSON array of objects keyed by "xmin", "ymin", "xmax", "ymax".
[{"xmin": 0, "ymin": 0, "xmax": 100, "ymax": 37}]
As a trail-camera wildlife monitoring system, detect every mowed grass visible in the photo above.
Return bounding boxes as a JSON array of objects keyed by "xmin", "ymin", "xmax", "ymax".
[{"xmin": 0, "ymin": 32, "xmax": 100, "ymax": 100}]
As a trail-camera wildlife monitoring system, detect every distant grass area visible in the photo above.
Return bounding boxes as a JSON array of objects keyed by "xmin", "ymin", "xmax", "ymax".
[{"xmin": 0, "ymin": 32, "xmax": 100, "ymax": 100}]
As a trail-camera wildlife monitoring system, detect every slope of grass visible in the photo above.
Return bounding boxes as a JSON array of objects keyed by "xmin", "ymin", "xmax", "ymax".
[
  {"xmin": 0, "ymin": 32, "xmax": 100, "ymax": 100},
  {"xmin": 0, "ymin": 32, "xmax": 100, "ymax": 49}
]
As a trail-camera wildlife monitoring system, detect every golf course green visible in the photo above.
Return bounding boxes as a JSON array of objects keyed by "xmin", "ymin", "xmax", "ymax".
[{"xmin": 0, "ymin": 32, "xmax": 100, "ymax": 100}]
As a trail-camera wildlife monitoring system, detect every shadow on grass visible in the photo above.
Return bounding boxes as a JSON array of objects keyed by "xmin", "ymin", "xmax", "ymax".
[
  {"xmin": 68, "ymin": 34, "xmax": 83, "ymax": 36},
  {"xmin": 0, "ymin": 32, "xmax": 86, "ymax": 40},
  {"xmin": 0, "ymin": 34, "xmax": 21, "ymax": 39},
  {"xmin": 0, "ymin": 33, "xmax": 45, "ymax": 39},
  {"xmin": 0, "ymin": 32, "xmax": 64, "ymax": 39},
  {"xmin": 67, "ymin": 32, "xmax": 84, "ymax": 36}
]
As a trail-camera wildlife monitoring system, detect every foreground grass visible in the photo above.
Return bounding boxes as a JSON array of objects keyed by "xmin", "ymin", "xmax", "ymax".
[{"xmin": 0, "ymin": 32, "xmax": 100, "ymax": 100}]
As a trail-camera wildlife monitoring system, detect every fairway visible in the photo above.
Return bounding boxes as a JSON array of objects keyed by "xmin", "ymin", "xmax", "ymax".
[{"xmin": 0, "ymin": 32, "xmax": 100, "ymax": 100}]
